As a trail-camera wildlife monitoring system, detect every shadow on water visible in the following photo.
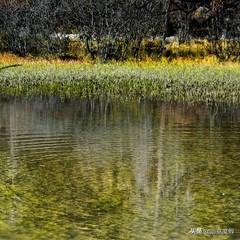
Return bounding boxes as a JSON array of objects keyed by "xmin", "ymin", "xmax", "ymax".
[{"xmin": 0, "ymin": 97, "xmax": 239, "ymax": 240}]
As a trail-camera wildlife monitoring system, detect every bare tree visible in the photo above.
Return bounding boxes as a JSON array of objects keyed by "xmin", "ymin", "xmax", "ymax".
[{"xmin": 1, "ymin": 0, "xmax": 240, "ymax": 59}]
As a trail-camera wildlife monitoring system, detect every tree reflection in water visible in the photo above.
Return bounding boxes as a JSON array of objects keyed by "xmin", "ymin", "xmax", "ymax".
[{"xmin": 0, "ymin": 98, "xmax": 239, "ymax": 240}]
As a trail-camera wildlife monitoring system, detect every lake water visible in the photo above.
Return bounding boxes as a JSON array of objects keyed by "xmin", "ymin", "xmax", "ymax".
[{"xmin": 0, "ymin": 98, "xmax": 239, "ymax": 240}]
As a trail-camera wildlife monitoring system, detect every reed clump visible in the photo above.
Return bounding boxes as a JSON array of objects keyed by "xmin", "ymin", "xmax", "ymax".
[{"xmin": 1, "ymin": 59, "xmax": 240, "ymax": 104}]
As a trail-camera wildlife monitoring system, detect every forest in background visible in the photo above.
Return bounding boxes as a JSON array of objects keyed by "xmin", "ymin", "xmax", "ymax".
[{"xmin": 0, "ymin": 0, "xmax": 240, "ymax": 60}]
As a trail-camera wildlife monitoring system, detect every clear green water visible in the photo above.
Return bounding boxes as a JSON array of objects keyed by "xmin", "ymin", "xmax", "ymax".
[{"xmin": 0, "ymin": 99, "xmax": 239, "ymax": 240}]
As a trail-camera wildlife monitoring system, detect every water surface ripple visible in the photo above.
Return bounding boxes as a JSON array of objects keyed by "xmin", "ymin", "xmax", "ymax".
[{"xmin": 0, "ymin": 99, "xmax": 239, "ymax": 240}]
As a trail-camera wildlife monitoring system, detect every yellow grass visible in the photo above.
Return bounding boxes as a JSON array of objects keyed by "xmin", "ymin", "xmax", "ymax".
[{"xmin": 0, "ymin": 52, "xmax": 237, "ymax": 69}]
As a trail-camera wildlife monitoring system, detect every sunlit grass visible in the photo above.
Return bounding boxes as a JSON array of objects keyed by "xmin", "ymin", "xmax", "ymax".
[{"xmin": 1, "ymin": 53, "xmax": 240, "ymax": 104}]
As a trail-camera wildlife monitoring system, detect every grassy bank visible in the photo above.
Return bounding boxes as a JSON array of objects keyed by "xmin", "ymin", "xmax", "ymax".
[{"xmin": 1, "ymin": 55, "xmax": 240, "ymax": 104}]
